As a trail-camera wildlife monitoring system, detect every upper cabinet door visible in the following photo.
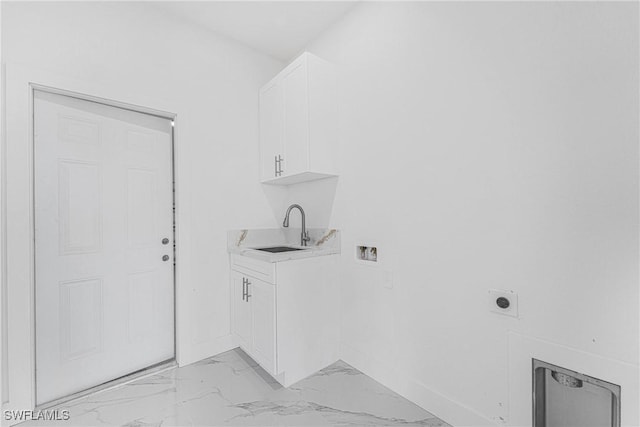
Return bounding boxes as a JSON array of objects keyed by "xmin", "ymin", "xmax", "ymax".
[
  {"xmin": 259, "ymin": 52, "xmax": 338, "ymax": 185},
  {"xmin": 259, "ymin": 80, "xmax": 283, "ymax": 181},
  {"xmin": 281, "ymin": 59, "xmax": 309, "ymax": 178}
]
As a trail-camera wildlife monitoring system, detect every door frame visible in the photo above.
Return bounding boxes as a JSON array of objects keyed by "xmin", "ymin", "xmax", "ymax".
[
  {"xmin": 31, "ymin": 84, "xmax": 178, "ymax": 408},
  {"xmin": 2, "ymin": 64, "xmax": 192, "ymax": 420}
]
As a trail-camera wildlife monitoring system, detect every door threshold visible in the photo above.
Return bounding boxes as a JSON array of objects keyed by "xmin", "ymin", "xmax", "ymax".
[{"xmin": 36, "ymin": 358, "xmax": 177, "ymax": 411}]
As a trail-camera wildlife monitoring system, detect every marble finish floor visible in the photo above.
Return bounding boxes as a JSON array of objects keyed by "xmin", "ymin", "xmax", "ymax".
[{"xmin": 23, "ymin": 349, "xmax": 450, "ymax": 426}]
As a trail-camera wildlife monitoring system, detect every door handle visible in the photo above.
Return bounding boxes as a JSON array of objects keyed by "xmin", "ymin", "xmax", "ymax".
[
  {"xmin": 245, "ymin": 279, "xmax": 251, "ymax": 301},
  {"xmin": 242, "ymin": 277, "xmax": 247, "ymax": 301},
  {"xmin": 162, "ymin": 255, "xmax": 170, "ymax": 261}
]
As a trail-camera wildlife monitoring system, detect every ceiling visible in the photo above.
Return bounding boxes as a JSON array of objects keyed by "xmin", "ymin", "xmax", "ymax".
[{"xmin": 155, "ymin": 1, "xmax": 358, "ymax": 62}]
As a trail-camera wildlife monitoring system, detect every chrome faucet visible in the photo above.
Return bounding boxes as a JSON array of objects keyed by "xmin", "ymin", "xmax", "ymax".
[{"xmin": 282, "ymin": 204, "xmax": 311, "ymax": 246}]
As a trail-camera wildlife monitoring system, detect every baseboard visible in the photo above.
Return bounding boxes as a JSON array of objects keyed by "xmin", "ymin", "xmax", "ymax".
[
  {"xmin": 177, "ymin": 334, "xmax": 238, "ymax": 367},
  {"xmin": 339, "ymin": 343, "xmax": 495, "ymax": 427}
]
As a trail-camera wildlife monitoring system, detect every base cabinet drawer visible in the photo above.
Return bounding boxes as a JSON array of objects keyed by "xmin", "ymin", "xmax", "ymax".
[{"xmin": 230, "ymin": 253, "xmax": 276, "ymax": 284}]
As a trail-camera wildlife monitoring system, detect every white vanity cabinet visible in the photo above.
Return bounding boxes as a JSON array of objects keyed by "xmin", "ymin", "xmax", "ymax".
[
  {"xmin": 229, "ymin": 253, "xmax": 339, "ymax": 387},
  {"xmin": 259, "ymin": 52, "xmax": 338, "ymax": 185}
]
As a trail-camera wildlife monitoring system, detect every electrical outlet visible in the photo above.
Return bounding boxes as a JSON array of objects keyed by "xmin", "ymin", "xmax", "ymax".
[{"xmin": 488, "ymin": 289, "xmax": 518, "ymax": 318}]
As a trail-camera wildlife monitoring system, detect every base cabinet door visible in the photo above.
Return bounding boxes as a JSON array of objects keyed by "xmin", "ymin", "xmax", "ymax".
[
  {"xmin": 250, "ymin": 278, "xmax": 277, "ymax": 374},
  {"xmin": 232, "ymin": 271, "xmax": 252, "ymax": 351}
]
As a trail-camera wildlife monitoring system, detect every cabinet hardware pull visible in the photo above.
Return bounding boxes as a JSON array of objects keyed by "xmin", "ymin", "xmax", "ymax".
[
  {"xmin": 274, "ymin": 155, "xmax": 284, "ymax": 177},
  {"xmin": 242, "ymin": 277, "xmax": 248, "ymax": 301},
  {"xmin": 246, "ymin": 280, "xmax": 251, "ymax": 301}
]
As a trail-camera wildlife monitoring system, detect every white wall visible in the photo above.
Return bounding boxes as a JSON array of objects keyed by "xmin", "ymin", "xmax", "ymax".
[
  {"xmin": 287, "ymin": 2, "xmax": 639, "ymax": 425},
  {"xmin": 1, "ymin": 1, "xmax": 282, "ymax": 413},
  {"xmin": 3, "ymin": 1, "xmax": 638, "ymax": 425}
]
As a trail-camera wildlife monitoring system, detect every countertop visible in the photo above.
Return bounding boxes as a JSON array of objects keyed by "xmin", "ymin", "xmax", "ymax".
[{"xmin": 227, "ymin": 228, "xmax": 340, "ymax": 263}]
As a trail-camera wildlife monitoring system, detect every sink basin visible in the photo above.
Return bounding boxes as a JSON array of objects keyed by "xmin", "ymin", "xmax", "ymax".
[{"xmin": 255, "ymin": 246, "xmax": 308, "ymax": 253}]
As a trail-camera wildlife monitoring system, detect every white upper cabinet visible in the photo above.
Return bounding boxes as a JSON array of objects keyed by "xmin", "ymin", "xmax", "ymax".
[{"xmin": 259, "ymin": 52, "xmax": 338, "ymax": 185}]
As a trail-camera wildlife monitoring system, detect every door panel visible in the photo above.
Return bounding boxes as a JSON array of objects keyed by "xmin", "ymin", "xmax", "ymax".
[
  {"xmin": 58, "ymin": 115, "xmax": 100, "ymax": 146},
  {"xmin": 126, "ymin": 168, "xmax": 157, "ymax": 246},
  {"xmin": 127, "ymin": 271, "xmax": 156, "ymax": 342},
  {"xmin": 59, "ymin": 278, "xmax": 103, "ymax": 361},
  {"xmin": 35, "ymin": 90, "xmax": 174, "ymax": 405},
  {"xmin": 58, "ymin": 160, "xmax": 102, "ymax": 254}
]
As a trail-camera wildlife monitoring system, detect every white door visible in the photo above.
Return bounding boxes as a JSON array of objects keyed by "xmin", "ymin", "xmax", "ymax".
[{"xmin": 34, "ymin": 90, "xmax": 175, "ymax": 405}]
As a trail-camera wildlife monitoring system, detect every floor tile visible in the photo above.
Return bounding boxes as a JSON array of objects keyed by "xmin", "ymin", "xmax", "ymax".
[{"xmin": 21, "ymin": 349, "xmax": 450, "ymax": 427}]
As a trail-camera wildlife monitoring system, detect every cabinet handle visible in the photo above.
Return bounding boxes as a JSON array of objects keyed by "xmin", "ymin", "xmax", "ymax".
[
  {"xmin": 274, "ymin": 155, "xmax": 284, "ymax": 177},
  {"xmin": 245, "ymin": 279, "xmax": 251, "ymax": 301},
  {"xmin": 242, "ymin": 277, "xmax": 247, "ymax": 301}
]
